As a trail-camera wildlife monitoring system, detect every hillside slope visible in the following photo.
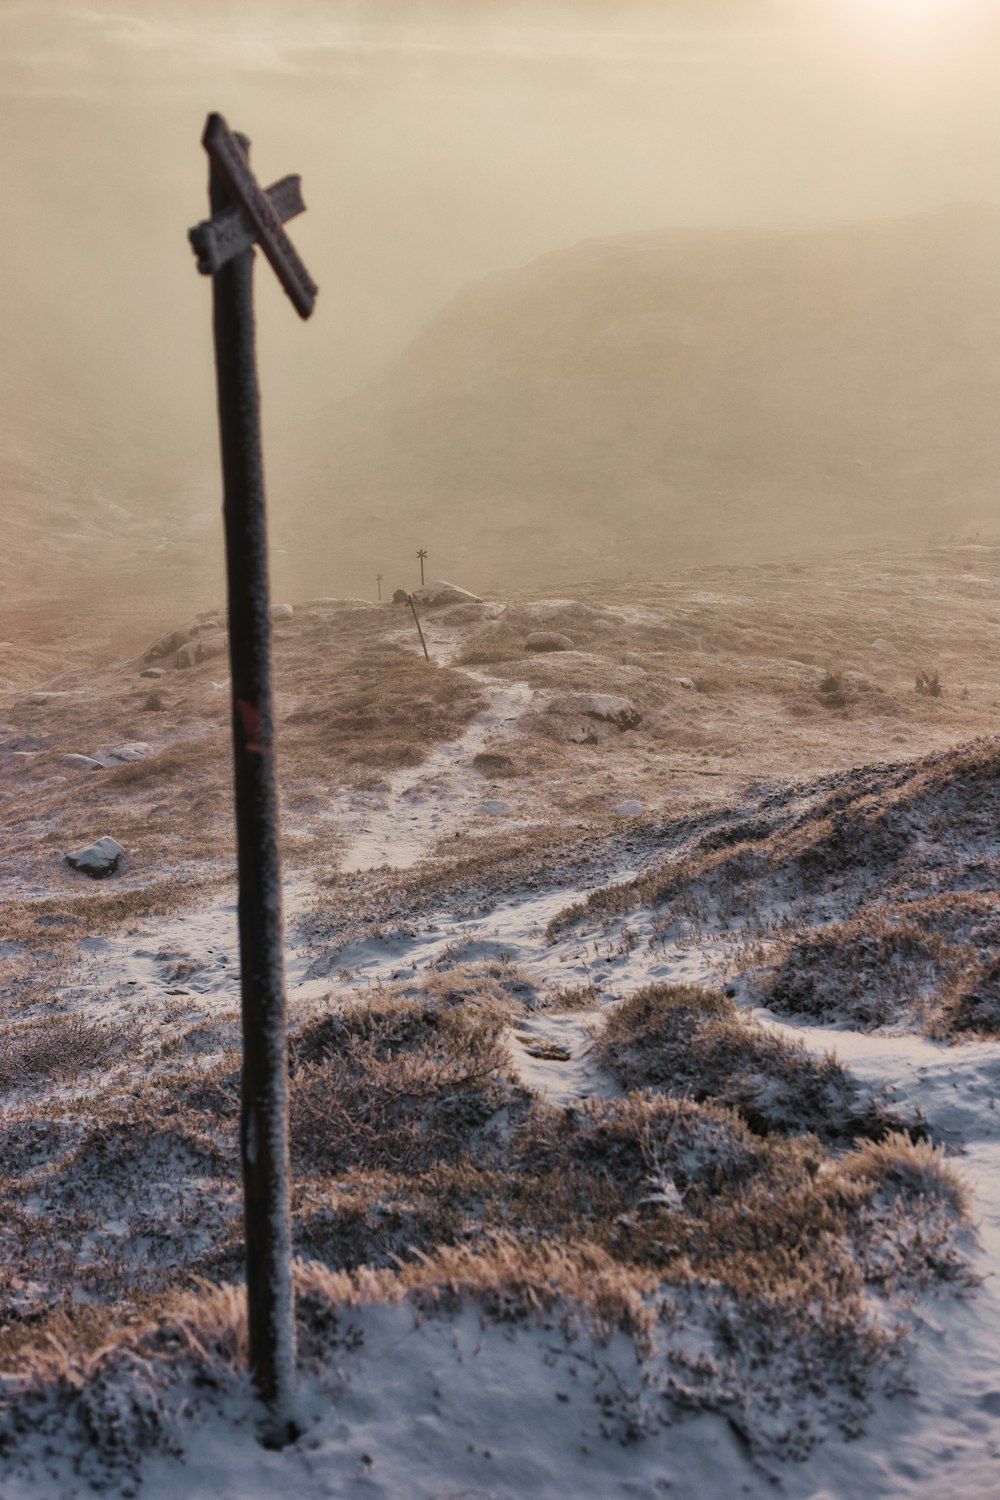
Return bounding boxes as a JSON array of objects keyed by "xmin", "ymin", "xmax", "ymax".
[{"xmin": 283, "ymin": 205, "xmax": 1000, "ymax": 594}]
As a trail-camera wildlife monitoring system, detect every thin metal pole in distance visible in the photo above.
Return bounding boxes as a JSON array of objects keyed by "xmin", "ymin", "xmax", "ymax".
[{"xmin": 208, "ymin": 134, "xmax": 296, "ymax": 1443}]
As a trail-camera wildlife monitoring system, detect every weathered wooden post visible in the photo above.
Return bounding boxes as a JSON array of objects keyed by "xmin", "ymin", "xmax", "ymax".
[
  {"xmin": 408, "ymin": 592, "xmax": 431, "ymax": 661},
  {"xmin": 188, "ymin": 112, "xmax": 318, "ymax": 1443},
  {"xmin": 376, "ymin": 571, "xmax": 383, "ymax": 601},
  {"xmin": 417, "ymin": 547, "xmax": 428, "ymax": 585}
]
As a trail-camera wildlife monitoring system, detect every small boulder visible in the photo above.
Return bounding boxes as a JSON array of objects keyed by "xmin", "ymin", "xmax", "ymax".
[
  {"xmin": 140, "ymin": 667, "xmax": 166, "ymax": 680},
  {"xmin": 410, "ymin": 580, "xmax": 482, "ymax": 607},
  {"xmin": 525, "ymin": 632, "xmax": 575, "ymax": 653},
  {"xmin": 61, "ymin": 754, "xmax": 104, "ymax": 771},
  {"xmin": 103, "ymin": 743, "xmax": 151, "ymax": 763},
  {"xmin": 196, "ymin": 633, "xmax": 228, "ymax": 664},
  {"xmin": 65, "ymin": 836, "xmax": 125, "ymax": 878},
  {"xmin": 566, "ymin": 694, "xmax": 642, "ymax": 731},
  {"xmin": 175, "ymin": 642, "xmax": 198, "ymax": 669},
  {"xmin": 674, "ymin": 677, "xmax": 696, "ymax": 691},
  {"xmin": 145, "ymin": 628, "xmax": 191, "ymax": 661},
  {"xmin": 271, "ymin": 604, "xmax": 294, "ymax": 622}
]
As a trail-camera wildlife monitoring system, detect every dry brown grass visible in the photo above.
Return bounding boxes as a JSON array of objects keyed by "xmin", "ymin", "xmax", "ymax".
[
  {"xmin": 0, "ymin": 1016, "xmax": 143, "ymax": 1090},
  {"xmin": 0, "ymin": 874, "xmax": 231, "ymax": 951},
  {"xmin": 595, "ymin": 984, "xmax": 917, "ymax": 1145},
  {"xmin": 834, "ymin": 1133, "xmax": 970, "ymax": 1216},
  {"xmin": 280, "ymin": 636, "xmax": 485, "ymax": 782},
  {"xmin": 289, "ymin": 989, "xmax": 524, "ymax": 1175}
]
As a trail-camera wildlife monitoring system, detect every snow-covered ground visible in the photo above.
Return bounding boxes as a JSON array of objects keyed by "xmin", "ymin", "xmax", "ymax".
[
  {"xmin": 5, "ymin": 564, "xmax": 1000, "ymax": 1497},
  {"xmin": 5, "ymin": 660, "xmax": 1000, "ymax": 1497}
]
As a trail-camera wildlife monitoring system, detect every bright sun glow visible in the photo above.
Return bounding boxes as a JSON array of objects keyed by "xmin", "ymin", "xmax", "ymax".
[
  {"xmin": 832, "ymin": 0, "xmax": 979, "ymax": 23},
  {"xmin": 826, "ymin": 0, "xmax": 986, "ymax": 51}
]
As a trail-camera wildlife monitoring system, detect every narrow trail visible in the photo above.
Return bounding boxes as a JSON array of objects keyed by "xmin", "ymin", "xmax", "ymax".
[{"xmin": 333, "ymin": 676, "xmax": 536, "ymax": 873}]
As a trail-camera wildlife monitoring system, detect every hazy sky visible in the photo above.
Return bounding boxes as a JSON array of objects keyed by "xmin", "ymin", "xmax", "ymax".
[{"xmin": 4, "ymin": 0, "xmax": 1000, "ymax": 504}]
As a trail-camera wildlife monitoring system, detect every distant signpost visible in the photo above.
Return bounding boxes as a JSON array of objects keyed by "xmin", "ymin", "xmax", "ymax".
[
  {"xmin": 417, "ymin": 547, "xmax": 428, "ymax": 585},
  {"xmin": 188, "ymin": 112, "xmax": 317, "ymax": 1444},
  {"xmin": 376, "ymin": 571, "xmax": 383, "ymax": 601}
]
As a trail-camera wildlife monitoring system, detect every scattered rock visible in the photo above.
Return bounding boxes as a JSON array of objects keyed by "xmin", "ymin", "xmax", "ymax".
[
  {"xmin": 271, "ymin": 603, "xmax": 294, "ymax": 622},
  {"xmin": 525, "ymin": 632, "xmax": 575, "ymax": 653},
  {"xmin": 65, "ymin": 836, "xmax": 125, "ymax": 878},
  {"xmin": 410, "ymin": 580, "xmax": 482, "ymax": 607},
  {"xmin": 871, "ymin": 638, "xmax": 896, "ymax": 653},
  {"xmin": 481, "ymin": 799, "xmax": 510, "ymax": 814},
  {"xmin": 674, "ymin": 677, "xmax": 696, "ymax": 690},
  {"xmin": 615, "ymin": 800, "xmax": 643, "ymax": 815},
  {"xmin": 176, "ymin": 634, "xmax": 228, "ymax": 669},
  {"xmin": 140, "ymin": 667, "xmax": 166, "ymax": 680},
  {"xmin": 520, "ymin": 1038, "xmax": 572, "ymax": 1061},
  {"xmin": 558, "ymin": 694, "xmax": 642, "ymax": 731},
  {"xmin": 145, "ymin": 628, "xmax": 191, "ymax": 661},
  {"xmin": 23, "ymin": 692, "xmax": 72, "ymax": 706},
  {"xmin": 61, "ymin": 754, "xmax": 104, "ymax": 771},
  {"xmin": 100, "ymin": 743, "xmax": 151, "ymax": 764},
  {"xmin": 195, "ymin": 633, "xmax": 228, "ymax": 664}
]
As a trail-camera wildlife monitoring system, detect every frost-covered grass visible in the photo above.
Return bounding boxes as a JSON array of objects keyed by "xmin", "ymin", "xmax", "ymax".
[
  {"xmin": 5, "ymin": 554, "xmax": 1000, "ymax": 1495},
  {"xmin": 548, "ymin": 736, "xmax": 1000, "ymax": 1041},
  {"xmin": 0, "ymin": 961, "xmax": 975, "ymax": 1492},
  {"xmin": 593, "ymin": 983, "xmax": 919, "ymax": 1144}
]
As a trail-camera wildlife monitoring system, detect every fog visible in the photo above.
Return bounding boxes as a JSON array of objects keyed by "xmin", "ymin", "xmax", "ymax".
[{"xmin": 4, "ymin": 0, "xmax": 1000, "ymax": 606}]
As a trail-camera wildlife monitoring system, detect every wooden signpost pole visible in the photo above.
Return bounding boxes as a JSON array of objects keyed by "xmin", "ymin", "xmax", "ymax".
[
  {"xmin": 189, "ymin": 113, "xmax": 317, "ymax": 1443},
  {"xmin": 409, "ymin": 593, "xmax": 431, "ymax": 661}
]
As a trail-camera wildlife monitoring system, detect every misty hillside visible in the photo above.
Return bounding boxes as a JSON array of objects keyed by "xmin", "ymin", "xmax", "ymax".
[
  {"xmin": 283, "ymin": 204, "xmax": 1000, "ymax": 593},
  {"xmin": 0, "ymin": 432, "xmax": 212, "ymax": 672}
]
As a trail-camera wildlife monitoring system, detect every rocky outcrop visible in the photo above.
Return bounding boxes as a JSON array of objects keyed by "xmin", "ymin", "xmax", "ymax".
[
  {"xmin": 145, "ymin": 628, "xmax": 191, "ymax": 661},
  {"xmin": 409, "ymin": 580, "xmax": 482, "ymax": 607},
  {"xmin": 176, "ymin": 634, "xmax": 228, "ymax": 670},
  {"xmin": 540, "ymin": 693, "xmax": 643, "ymax": 744}
]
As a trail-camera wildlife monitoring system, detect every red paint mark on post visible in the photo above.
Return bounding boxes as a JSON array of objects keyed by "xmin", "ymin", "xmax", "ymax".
[{"xmin": 237, "ymin": 698, "xmax": 271, "ymax": 755}]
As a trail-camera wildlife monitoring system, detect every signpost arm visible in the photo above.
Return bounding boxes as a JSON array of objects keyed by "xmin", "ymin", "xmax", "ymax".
[{"xmin": 207, "ymin": 132, "xmax": 297, "ymax": 1442}]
